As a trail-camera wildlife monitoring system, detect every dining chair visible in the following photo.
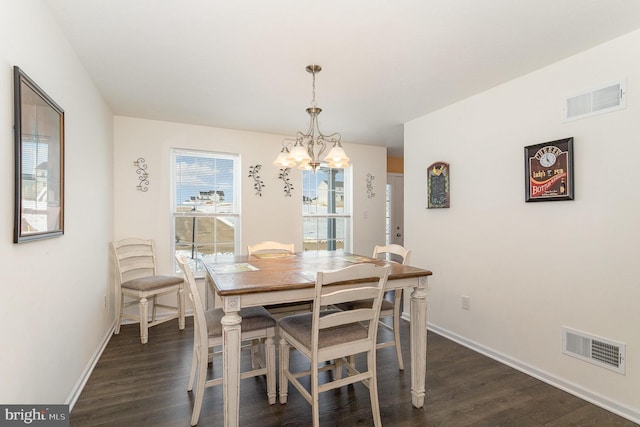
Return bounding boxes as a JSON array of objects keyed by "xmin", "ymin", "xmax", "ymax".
[
  {"xmin": 339, "ymin": 244, "xmax": 411, "ymax": 370},
  {"xmin": 368, "ymin": 244, "xmax": 411, "ymax": 370},
  {"xmin": 112, "ymin": 238, "xmax": 185, "ymax": 344},
  {"xmin": 247, "ymin": 240, "xmax": 294, "ymax": 256},
  {"xmin": 248, "ymin": 240, "xmax": 307, "ymax": 315},
  {"xmin": 278, "ymin": 263, "xmax": 391, "ymax": 427},
  {"xmin": 175, "ymin": 255, "xmax": 277, "ymax": 426}
]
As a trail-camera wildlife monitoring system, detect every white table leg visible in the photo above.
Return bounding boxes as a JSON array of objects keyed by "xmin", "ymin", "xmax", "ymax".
[
  {"xmin": 221, "ymin": 296, "xmax": 242, "ymax": 427},
  {"xmin": 410, "ymin": 275, "xmax": 428, "ymax": 407}
]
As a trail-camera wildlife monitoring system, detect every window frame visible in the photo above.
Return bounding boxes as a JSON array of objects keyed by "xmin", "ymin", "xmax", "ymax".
[
  {"xmin": 170, "ymin": 148, "xmax": 241, "ymax": 275},
  {"xmin": 302, "ymin": 165, "xmax": 352, "ymax": 252}
]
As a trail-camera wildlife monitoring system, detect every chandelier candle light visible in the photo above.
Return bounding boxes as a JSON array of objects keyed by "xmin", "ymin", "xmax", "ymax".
[{"xmin": 273, "ymin": 64, "xmax": 350, "ymax": 172}]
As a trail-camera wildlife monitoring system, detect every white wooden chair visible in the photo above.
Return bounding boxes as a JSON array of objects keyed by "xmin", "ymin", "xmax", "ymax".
[
  {"xmin": 175, "ymin": 255, "xmax": 276, "ymax": 426},
  {"xmin": 247, "ymin": 241, "xmax": 294, "ymax": 256},
  {"xmin": 248, "ymin": 241, "xmax": 307, "ymax": 314},
  {"xmin": 112, "ymin": 238, "xmax": 185, "ymax": 344},
  {"xmin": 340, "ymin": 244, "xmax": 411, "ymax": 369},
  {"xmin": 360, "ymin": 244, "xmax": 411, "ymax": 370},
  {"xmin": 368, "ymin": 244, "xmax": 411, "ymax": 370},
  {"xmin": 278, "ymin": 263, "xmax": 391, "ymax": 427}
]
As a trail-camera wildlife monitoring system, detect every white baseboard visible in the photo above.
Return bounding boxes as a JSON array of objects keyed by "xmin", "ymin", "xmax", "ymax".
[
  {"xmin": 427, "ymin": 323, "xmax": 640, "ymax": 425},
  {"xmin": 66, "ymin": 320, "xmax": 115, "ymax": 411}
]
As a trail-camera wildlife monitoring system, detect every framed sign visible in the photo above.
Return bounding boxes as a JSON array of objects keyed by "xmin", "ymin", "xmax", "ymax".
[
  {"xmin": 14, "ymin": 66, "xmax": 65, "ymax": 243},
  {"xmin": 525, "ymin": 137, "xmax": 573, "ymax": 202},
  {"xmin": 427, "ymin": 162, "xmax": 450, "ymax": 208}
]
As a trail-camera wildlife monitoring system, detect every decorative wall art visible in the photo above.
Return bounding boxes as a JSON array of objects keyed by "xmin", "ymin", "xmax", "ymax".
[
  {"xmin": 248, "ymin": 164, "xmax": 265, "ymax": 196},
  {"xmin": 133, "ymin": 157, "xmax": 149, "ymax": 192},
  {"xmin": 279, "ymin": 168, "xmax": 294, "ymax": 197},
  {"xmin": 366, "ymin": 173, "xmax": 375, "ymax": 198},
  {"xmin": 13, "ymin": 66, "xmax": 65, "ymax": 243},
  {"xmin": 427, "ymin": 162, "xmax": 450, "ymax": 208},
  {"xmin": 524, "ymin": 137, "xmax": 574, "ymax": 202}
]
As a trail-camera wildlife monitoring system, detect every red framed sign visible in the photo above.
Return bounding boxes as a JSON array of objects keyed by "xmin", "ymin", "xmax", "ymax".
[{"xmin": 525, "ymin": 137, "xmax": 574, "ymax": 202}]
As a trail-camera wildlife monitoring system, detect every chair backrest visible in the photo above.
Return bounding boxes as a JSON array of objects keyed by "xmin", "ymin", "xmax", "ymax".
[
  {"xmin": 313, "ymin": 263, "xmax": 390, "ymax": 353},
  {"xmin": 247, "ymin": 241, "xmax": 294, "ymax": 256},
  {"xmin": 112, "ymin": 238, "xmax": 159, "ymax": 285},
  {"xmin": 372, "ymin": 244, "xmax": 410, "ymax": 265},
  {"xmin": 175, "ymin": 255, "xmax": 208, "ymax": 349}
]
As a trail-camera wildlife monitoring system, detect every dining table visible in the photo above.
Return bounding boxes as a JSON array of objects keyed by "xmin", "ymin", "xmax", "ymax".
[{"xmin": 202, "ymin": 250, "xmax": 432, "ymax": 427}]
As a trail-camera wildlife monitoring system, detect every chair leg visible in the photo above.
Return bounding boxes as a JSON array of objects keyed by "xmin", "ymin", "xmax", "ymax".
[
  {"xmin": 311, "ymin": 361, "xmax": 320, "ymax": 427},
  {"xmin": 251, "ymin": 339, "xmax": 260, "ymax": 369},
  {"xmin": 279, "ymin": 337, "xmax": 290, "ymax": 404},
  {"xmin": 178, "ymin": 284, "xmax": 186, "ymax": 330},
  {"xmin": 139, "ymin": 297, "xmax": 149, "ymax": 344},
  {"xmin": 191, "ymin": 346, "xmax": 208, "ymax": 426},
  {"xmin": 383, "ymin": 289, "xmax": 405, "ymax": 370},
  {"xmin": 114, "ymin": 293, "xmax": 124, "ymax": 335},
  {"xmin": 393, "ymin": 305, "xmax": 404, "ymax": 370},
  {"xmin": 348, "ymin": 354, "xmax": 356, "ymax": 368},
  {"xmin": 368, "ymin": 350, "xmax": 382, "ymax": 427},
  {"xmin": 187, "ymin": 341, "xmax": 198, "ymax": 392},
  {"xmin": 265, "ymin": 336, "xmax": 276, "ymax": 405},
  {"xmin": 151, "ymin": 295, "xmax": 158, "ymax": 323},
  {"xmin": 334, "ymin": 357, "xmax": 343, "ymax": 380}
]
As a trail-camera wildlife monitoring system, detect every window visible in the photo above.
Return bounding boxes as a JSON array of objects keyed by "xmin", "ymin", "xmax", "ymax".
[
  {"xmin": 302, "ymin": 166, "xmax": 351, "ymax": 251},
  {"xmin": 171, "ymin": 149, "xmax": 240, "ymax": 273}
]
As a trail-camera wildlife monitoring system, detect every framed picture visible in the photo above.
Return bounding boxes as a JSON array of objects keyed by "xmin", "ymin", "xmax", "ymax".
[
  {"xmin": 427, "ymin": 162, "xmax": 450, "ymax": 208},
  {"xmin": 13, "ymin": 66, "xmax": 65, "ymax": 243},
  {"xmin": 525, "ymin": 137, "xmax": 573, "ymax": 202}
]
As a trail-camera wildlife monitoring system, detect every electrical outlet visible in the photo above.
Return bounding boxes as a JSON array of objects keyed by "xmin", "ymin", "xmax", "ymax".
[{"xmin": 461, "ymin": 295, "xmax": 470, "ymax": 310}]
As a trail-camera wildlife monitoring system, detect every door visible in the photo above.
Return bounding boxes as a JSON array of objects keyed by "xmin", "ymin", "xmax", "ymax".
[
  {"xmin": 386, "ymin": 173, "xmax": 404, "ymax": 246},
  {"xmin": 387, "ymin": 173, "xmax": 410, "ymax": 319}
]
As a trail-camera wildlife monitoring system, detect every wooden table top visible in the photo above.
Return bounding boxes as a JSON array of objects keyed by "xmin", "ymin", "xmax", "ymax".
[{"xmin": 202, "ymin": 251, "xmax": 432, "ymax": 296}]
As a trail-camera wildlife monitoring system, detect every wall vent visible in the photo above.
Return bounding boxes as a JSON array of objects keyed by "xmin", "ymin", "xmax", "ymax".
[
  {"xmin": 562, "ymin": 327, "xmax": 625, "ymax": 374},
  {"xmin": 563, "ymin": 80, "xmax": 626, "ymax": 122}
]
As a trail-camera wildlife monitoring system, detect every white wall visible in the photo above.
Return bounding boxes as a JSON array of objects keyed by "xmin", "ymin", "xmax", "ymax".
[
  {"xmin": 113, "ymin": 116, "xmax": 387, "ymax": 273},
  {"xmin": 405, "ymin": 30, "xmax": 640, "ymax": 421},
  {"xmin": 0, "ymin": 0, "xmax": 113, "ymax": 405}
]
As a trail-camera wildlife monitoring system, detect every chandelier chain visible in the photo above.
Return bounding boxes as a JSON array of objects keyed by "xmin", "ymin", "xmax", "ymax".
[{"xmin": 311, "ymin": 68, "xmax": 317, "ymax": 108}]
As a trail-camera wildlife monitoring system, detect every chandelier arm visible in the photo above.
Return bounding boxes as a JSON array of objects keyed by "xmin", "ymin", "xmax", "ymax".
[
  {"xmin": 306, "ymin": 140, "xmax": 315, "ymax": 160},
  {"xmin": 314, "ymin": 135, "xmax": 328, "ymax": 159},
  {"xmin": 302, "ymin": 114, "xmax": 315, "ymax": 139},
  {"xmin": 319, "ymin": 132, "xmax": 341, "ymax": 143},
  {"xmin": 282, "ymin": 138, "xmax": 296, "ymax": 148}
]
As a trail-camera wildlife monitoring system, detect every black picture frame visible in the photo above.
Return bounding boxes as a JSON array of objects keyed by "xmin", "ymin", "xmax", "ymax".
[
  {"xmin": 427, "ymin": 162, "xmax": 450, "ymax": 208},
  {"xmin": 13, "ymin": 66, "xmax": 65, "ymax": 243},
  {"xmin": 525, "ymin": 137, "xmax": 573, "ymax": 202}
]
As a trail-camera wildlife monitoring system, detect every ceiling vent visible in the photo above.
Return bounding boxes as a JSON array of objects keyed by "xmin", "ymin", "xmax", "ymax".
[
  {"xmin": 563, "ymin": 80, "xmax": 626, "ymax": 122},
  {"xmin": 562, "ymin": 327, "xmax": 625, "ymax": 374}
]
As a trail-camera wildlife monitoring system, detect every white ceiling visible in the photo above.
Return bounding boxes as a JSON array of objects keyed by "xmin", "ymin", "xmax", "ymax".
[{"xmin": 45, "ymin": 0, "xmax": 640, "ymax": 157}]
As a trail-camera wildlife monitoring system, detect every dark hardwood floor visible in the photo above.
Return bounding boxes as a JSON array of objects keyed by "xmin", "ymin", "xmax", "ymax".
[{"xmin": 71, "ymin": 317, "xmax": 636, "ymax": 426}]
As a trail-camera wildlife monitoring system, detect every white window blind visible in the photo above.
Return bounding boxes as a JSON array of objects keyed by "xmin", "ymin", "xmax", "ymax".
[{"xmin": 171, "ymin": 148, "xmax": 240, "ymax": 273}]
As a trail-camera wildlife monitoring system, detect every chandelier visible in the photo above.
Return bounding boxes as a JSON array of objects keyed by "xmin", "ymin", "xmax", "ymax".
[{"xmin": 273, "ymin": 64, "xmax": 350, "ymax": 172}]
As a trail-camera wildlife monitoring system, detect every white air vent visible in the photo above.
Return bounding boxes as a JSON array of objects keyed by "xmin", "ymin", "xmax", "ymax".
[
  {"xmin": 563, "ymin": 80, "xmax": 626, "ymax": 122},
  {"xmin": 562, "ymin": 327, "xmax": 625, "ymax": 374}
]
